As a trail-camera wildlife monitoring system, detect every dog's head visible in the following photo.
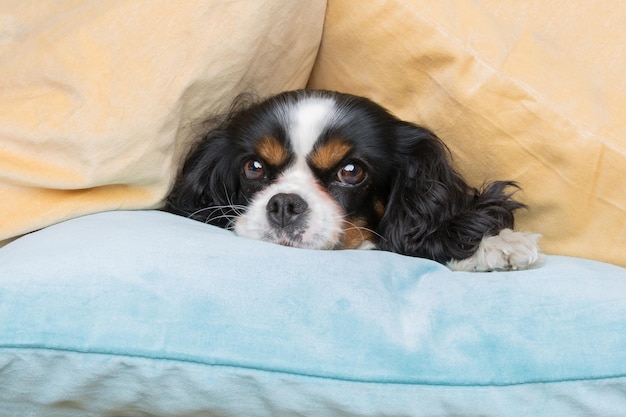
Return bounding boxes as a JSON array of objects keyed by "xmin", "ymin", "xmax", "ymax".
[{"xmin": 167, "ymin": 90, "xmax": 522, "ymax": 262}]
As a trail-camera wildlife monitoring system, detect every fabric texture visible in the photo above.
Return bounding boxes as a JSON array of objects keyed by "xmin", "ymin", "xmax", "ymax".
[
  {"xmin": 0, "ymin": 0, "xmax": 325, "ymax": 244},
  {"xmin": 308, "ymin": 0, "xmax": 626, "ymax": 267},
  {"xmin": 1, "ymin": 210, "xmax": 626, "ymax": 416}
]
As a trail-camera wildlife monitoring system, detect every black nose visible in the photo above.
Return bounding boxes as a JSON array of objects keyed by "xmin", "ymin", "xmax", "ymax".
[{"xmin": 266, "ymin": 193, "xmax": 309, "ymax": 229}]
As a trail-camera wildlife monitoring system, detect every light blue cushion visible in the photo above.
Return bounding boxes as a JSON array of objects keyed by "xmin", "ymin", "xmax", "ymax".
[{"xmin": 1, "ymin": 210, "xmax": 625, "ymax": 416}]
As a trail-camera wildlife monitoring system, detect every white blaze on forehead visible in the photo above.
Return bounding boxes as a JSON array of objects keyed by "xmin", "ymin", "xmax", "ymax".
[{"xmin": 287, "ymin": 97, "xmax": 337, "ymax": 159}]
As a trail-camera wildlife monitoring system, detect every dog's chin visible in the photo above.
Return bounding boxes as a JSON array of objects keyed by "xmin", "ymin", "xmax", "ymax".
[
  {"xmin": 242, "ymin": 226, "xmax": 376, "ymax": 251},
  {"xmin": 272, "ymin": 238, "xmax": 325, "ymax": 250},
  {"xmin": 262, "ymin": 232, "xmax": 339, "ymax": 250},
  {"xmin": 268, "ymin": 233, "xmax": 301, "ymax": 248},
  {"xmin": 233, "ymin": 224, "xmax": 341, "ymax": 250}
]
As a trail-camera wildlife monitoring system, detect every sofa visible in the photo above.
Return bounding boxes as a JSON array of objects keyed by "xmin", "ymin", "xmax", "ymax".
[{"xmin": 1, "ymin": 1, "xmax": 625, "ymax": 416}]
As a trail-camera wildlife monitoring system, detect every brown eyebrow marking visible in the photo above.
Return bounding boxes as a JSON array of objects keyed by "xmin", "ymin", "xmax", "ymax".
[
  {"xmin": 255, "ymin": 135, "xmax": 288, "ymax": 166},
  {"xmin": 309, "ymin": 139, "xmax": 353, "ymax": 171}
]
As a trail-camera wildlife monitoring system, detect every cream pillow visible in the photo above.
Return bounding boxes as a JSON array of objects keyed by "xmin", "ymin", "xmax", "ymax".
[
  {"xmin": 309, "ymin": 0, "xmax": 626, "ymax": 267},
  {"xmin": 0, "ymin": 0, "xmax": 325, "ymax": 244}
]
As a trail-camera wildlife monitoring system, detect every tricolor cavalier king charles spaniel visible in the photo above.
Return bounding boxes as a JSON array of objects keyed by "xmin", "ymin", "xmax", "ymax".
[{"xmin": 166, "ymin": 90, "xmax": 543, "ymax": 271}]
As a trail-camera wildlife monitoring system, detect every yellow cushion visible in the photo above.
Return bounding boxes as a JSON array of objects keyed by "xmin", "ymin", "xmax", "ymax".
[
  {"xmin": 0, "ymin": 0, "xmax": 325, "ymax": 243},
  {"xmin": 309, "ymin": 0, "xmax": 626, "ymax": 267}
]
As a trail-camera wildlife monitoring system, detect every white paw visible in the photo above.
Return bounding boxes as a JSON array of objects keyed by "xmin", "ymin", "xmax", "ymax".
[{"xmin": 447, "ymin": 229, "xmax": 546, "ymax": 272}]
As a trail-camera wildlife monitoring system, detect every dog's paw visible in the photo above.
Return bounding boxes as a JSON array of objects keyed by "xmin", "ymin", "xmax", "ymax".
[{"xmin": 447, "ymin": 229, "xmax": 546, "ymax": 272}]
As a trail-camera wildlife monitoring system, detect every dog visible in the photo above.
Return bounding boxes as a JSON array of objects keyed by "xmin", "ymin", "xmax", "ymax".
[{"xmin": 166, "ymin": 90, "xmax": 543, "ymax": 271}]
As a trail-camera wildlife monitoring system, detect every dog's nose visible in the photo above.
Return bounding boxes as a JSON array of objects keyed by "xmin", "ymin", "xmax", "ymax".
[{"xmin": 266, "ymin": 193, "xmax": 309, "ymax": 229}]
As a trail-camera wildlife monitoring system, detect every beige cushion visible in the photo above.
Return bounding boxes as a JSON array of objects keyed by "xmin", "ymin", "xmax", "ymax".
[
  {"xmin": 309, "ymin": 0, "xmax": 626, "ymax": 267},
  {"xmin": 0, "ymin": 0, "xmax": 325, "ymax": 244}
]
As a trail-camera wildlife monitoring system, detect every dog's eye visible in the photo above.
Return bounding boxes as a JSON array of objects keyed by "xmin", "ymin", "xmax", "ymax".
[
  {"xmin": 242, "ymin": 159, "xmax": 265, "ymax": 181},
  {"xmin": 337, "ymin": 162, "xmax": 366, "ymax": 185}
]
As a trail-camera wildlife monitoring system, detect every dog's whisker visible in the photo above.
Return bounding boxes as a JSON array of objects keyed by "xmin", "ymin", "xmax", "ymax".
[
  {"xmin": 187, "ymin": 204, "xmax": 247, "ymax": 220},
  {"xmin": 338, "ymin": 217, "xmax": 387, "ymax": 242},
  {"xmin": 222, "ymin": 183, "xmax": 245, "ymax": 212},
  {"xmin": 203, "ymin": 213, "xmax": 240, "ymax": 224}
]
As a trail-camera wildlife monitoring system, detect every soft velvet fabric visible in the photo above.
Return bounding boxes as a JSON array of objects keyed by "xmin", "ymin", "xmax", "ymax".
[
  {"xmin": 308, "ymin": 0, "xmax": 626, "ymax": 267},
  {"xmin": 1, "ymin": 210, "xmax": 625, "ymax": 416},
  {"xmin": 0, "ymin": 0, "xmax": 325, "ymax": 245}
]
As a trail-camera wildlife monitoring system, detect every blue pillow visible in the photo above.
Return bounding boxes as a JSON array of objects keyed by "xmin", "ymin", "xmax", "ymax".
[{"xmin": 1, "ymin": 210, "xmax": 625, "ymax": 416}]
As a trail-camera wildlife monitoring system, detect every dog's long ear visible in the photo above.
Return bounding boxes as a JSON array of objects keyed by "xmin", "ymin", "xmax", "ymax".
[
  {"xmin": 165, "ymin": 130, "xmax": 240, "ymax": 228},
  {"xmin": 377, "ymin": 122, "xmax": 525, "ymax": 263}
]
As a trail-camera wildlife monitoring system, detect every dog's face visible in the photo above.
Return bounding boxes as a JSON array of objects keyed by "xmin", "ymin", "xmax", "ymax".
[
  {"xmin": 216, "ymin": 92, "xmax": 396, "ymax": 250},
  {"xmin": 167, "ymin": 90, "xmax": 527, "ymax": 267}
]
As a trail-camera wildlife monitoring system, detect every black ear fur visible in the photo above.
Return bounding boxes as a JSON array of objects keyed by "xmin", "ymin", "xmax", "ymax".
[
  {"xmin": 166, "ymin": 93, "xmax": 263, "ymax": 227},
  {"xmin": 377, "ymin": 122, "xmax": 525, "ymax": 263},
  {"xmin": 165, "ymin": 130, "xmax": 241, "ymax": 228}
]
